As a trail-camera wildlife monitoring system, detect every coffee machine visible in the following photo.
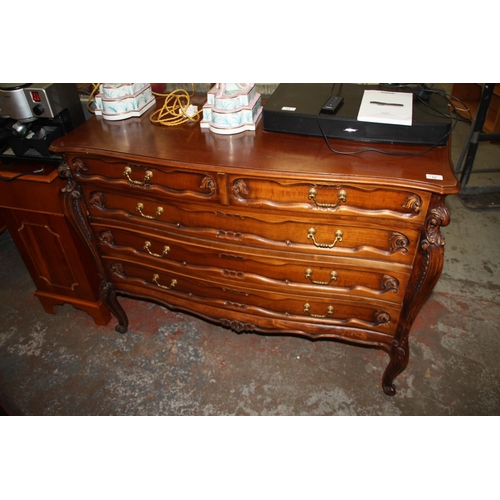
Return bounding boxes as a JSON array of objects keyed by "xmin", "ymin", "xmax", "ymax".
[{"xmin": 0, "ymin": 83, "xmax": 85, "ymax": 162}]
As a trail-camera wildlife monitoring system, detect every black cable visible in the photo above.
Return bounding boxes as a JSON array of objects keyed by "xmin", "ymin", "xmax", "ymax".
[
  {"xmin": 381, "ymin": 84, "xmax": 473, "ymax": 123},
  {"xmin": 0, "ymin": 167, "xmax": 44, "ymax": 181},
  {"xmin": 406, "ymin": 85, "xmax": 473, "ymax": 122},
  {"xmin": 317, "ymin": 84, "xmax": 461, "ymax": 157},
  {"xmin": 317, "ymin": 113, "xmax": 456, "ymax": 157},
  {"xmin": 317, "ymin": 120, "xmax": 452, "ymax": 157}
]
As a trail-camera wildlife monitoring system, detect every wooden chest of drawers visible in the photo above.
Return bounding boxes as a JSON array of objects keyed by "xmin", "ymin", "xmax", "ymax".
[{"xmin": 51, "ymin": 101, "xmax": 459, "ymax": 395}]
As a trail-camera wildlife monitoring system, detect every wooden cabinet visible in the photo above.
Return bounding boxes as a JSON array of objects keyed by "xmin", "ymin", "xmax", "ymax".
[
  {"xmin": 451, "ymin": 83, "xmax": 500, "ymax": 133},
  {"xmin": 0, "ymin": 161, "xmax": 111, "ymax": 325},
  {"xmin": 51, "ymin": 100, "xmax": 459, "ymax": 395}
]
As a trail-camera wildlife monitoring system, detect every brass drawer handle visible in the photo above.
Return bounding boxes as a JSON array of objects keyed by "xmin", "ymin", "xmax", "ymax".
[
  {"xmin": 305, "ymin": 268, "xmax": 338, "ymax": 285},
  {"xmin": 152, "ymin": 274, "xmax": 177, "ymax": 290},
  {"xmin": 123, "ymin": 166, "xmax": 153, "ymax": 186},
  {"xmin": 144, "ymin": 241, "xmax": 170, "ymax": 258},
  {"xmin": 136, "ymin": 202, "xmax": 163, "ymax": 220},
  {"xmin": 308, "ymin": 187, "xmax": 347, "ymax": 208},
  {"xmin": 307, "ymin": 228, "xmax": 343, "ymax": 248},
  {"xmin": 303, "ymin": 303, "xmax": 334, "ymax": 318}
]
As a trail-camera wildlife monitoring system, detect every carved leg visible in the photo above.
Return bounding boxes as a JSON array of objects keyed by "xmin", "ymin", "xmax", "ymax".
[
  {"xmin": 382, "ymin": 337, "xmax": 409, "ymax": 396},
  {"xmin": 100, "ymin": 281, "xmax": 129, "ymax": 333},
  {"xmin": 381, "ymin": 194, "xmax": 450, "ymax": 396},
  {"xmin": 58, "ymin": 161, "xmax": 129, "ymax": 334}
]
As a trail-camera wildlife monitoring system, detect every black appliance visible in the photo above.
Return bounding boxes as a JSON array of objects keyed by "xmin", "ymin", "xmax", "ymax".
[
  {"xmin": 263, "ymin": 83, "xmax": 451, "ymax": 145},
  {"xmin": 0, "ymin": 83, "xmax": 85, "ymax": 162}
]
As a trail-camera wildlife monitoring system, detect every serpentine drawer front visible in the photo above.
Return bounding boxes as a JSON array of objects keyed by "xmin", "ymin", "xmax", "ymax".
[
  {"xmin": 51, "ymin": 100, "xmax": 459, "ymax": 396},
  {"xmin": 84, "ymin": 190, "xmax": 420, "ymax": 265},
  {"xmin": 91, "ymin": 221, "xmax": 410, "ymax": 304}
]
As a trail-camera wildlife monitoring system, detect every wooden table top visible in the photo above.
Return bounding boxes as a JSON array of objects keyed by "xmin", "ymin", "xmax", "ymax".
[{"xmin": 51, "ymin": 96, "xmax": 460, "ymax": 195}]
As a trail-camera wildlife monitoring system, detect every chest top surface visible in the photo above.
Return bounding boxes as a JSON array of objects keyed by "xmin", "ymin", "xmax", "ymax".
[{"xmin": 50, "ymin": 99, "xmax": 459, "ymax": 196}]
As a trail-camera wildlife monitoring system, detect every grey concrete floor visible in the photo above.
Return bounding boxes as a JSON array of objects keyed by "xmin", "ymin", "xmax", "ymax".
[{"xmin": 1, "ymin": 91, "xmax": 499, "ymax": 416}]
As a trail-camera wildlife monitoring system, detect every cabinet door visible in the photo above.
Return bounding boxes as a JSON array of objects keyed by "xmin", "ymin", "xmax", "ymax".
[
  {"xmin": 1, "ymin": 208, "xmax": 101, "ymax": 301},
  {"xmin": 0, "ymin": 162, "xmax": 110, "ymax": 325}
]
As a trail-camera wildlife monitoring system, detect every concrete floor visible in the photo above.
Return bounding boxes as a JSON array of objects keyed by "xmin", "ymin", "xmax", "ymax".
[{"xmin": 1, "ymin": 91, "xmax": 499, "ymax": 416}]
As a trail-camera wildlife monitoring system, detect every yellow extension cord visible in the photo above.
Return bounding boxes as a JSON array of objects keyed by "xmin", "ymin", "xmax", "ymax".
[
  {"xmin": 149, "ymin": 84, "xmax": 204, "ymax": 126},
  {"xmin": 86, "ymin": 83, "xmax": 203, "ymax": 126}
]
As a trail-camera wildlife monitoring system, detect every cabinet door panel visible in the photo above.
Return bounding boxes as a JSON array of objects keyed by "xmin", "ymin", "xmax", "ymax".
[{"xmin": 4, "ymin": 210, "xmax": 99, "ymax": 299}]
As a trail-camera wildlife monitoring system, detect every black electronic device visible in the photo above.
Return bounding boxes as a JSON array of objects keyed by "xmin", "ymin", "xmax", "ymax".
[
  {"xmin": 263, "ymin": 83, "xmax": 451, "ymax": 145},
  {"xmin": 0, "ymin": 83, "xmax": 85, "ymax": 163},
  {"xmin": 321, "ymin": 95, "xmax": 344, "ymax": 114}
]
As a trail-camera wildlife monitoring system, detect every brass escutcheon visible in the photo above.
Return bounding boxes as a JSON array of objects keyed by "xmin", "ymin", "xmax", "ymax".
[
  {"xmin": 308, "ymin": 187, "xmax": 347, "ymax": 208},
  {"xmin": 152, "ymin": 274, "xmax": 177, "ymax": 290},
  {"xmin": 307, "ymin": 228, "xmax": 343, "ymax": 248},
  {"xmin": 144, "ymin": 241, "xmax": 170, "ymax": 258},
  {"xmin": 123, "ymin": 166, "xmax": 153, "ymax": 186},
  {"xmin": 136, "ymin": 202, "xmax": 163, "ymax": 220}
]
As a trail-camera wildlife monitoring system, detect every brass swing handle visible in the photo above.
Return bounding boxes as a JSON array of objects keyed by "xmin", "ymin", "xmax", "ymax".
[
  {"xmin": 305, "ymin": 268, "xmax": 338, "ymax": 285},
  {"xmin": 308, "ymin": 187, "xmax": 347, "ymax": 208},
  {"xmin": 123, "ymin": 166, "xmax": 153, "ymax": 186},
  {"xmin": 144, "ymin": 241, "xmax": 170, "ymax": 258},
  {"xmin": 303, "ymin": 303, "xmax": 334, "ymax": 318},
  {"xmin": 152, "ymin": 274, "xmax": 177, "ymax": 290},
  {"xmin": 307, "ymin": 228, "xmax": 344, "ymax": 248},
  {"xmin": 136, "ymin": 202, "xmax": 163, "ymax": 220}
]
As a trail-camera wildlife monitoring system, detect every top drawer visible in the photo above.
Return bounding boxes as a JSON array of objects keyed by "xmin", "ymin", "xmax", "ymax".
[
  {"xmin": 69, "ymin": 156, "xmax": 221, "ymax": 205},
  {"xmin": 227, "ymin": 175, "xmax": 431, "ymax": 224},
  {"xmin": 68, "ymin": 155, "xmax": 431, "ymax": 224}
]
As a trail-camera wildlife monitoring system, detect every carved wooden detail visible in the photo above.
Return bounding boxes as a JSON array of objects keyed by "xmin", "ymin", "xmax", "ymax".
[
  {"xmin": 374, "ymin": 310, "xmax": 391, "ymax": 326},
  {"xmin": 389, "ymin": 232, "xmax": 410, "ymax": 254},
  {"xmin": 216, "ymin": 229, "xmax": 243, "ymax": 241},
  {"xmin": 72, "ymin": 157, "xmax": 88, "ymax": 175},
  {"xmin": 200, "ymin": 175, "xmax": 217, "ymax": 195},
  {"xmin": 422, "ymin": 202, "xmax": 450, "ymax": 250},
  {"xmin": 382, "ymin": 337, "xmax": 409, "ymax": 396},
  {"xmin": 402, "ymin": 194, "xmax": 422, "ymax": 214},
  {"xmin": 232, "ymin": 179, "xmax": 249, "ymax": 198},
  {"xmin": 220, "ymin": 318, "xmax": 256, "ymax": 333},
  {"xmin": 381, "ymin": 274, "xmax": 400, "ymax": 293},
  {"xmin": 99, "ymin": 230, "xmax": 115, "ymax": 246},
  {"xmin": 110, "ymin": 262, "xmax": 125, "ymax": 278},
  {"xmin": 89, "ymin": 192, "xmax": 106, "ymax": 209},
  {"xmin": 59, "ymin": 168, "xmax": 93, "ymax": 244}
]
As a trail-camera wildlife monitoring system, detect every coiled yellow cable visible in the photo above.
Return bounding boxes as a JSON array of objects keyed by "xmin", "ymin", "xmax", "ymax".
[
  {"xmin": 86, "ymin": 83, "xmax": 101, "ymax": 114},
  {"xmin": 150, "ymin": 84, "xmax": 203, "ymax": 126}
]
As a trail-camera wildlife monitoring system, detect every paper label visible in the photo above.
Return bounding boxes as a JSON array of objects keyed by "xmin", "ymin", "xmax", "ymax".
[
  {"xmin": 281, "ymin": 106, "xmax": 296, "ymax": 111},
  {"xmin": 426, "ymin": 174, "xmax": 444, "ymax": 180},
  {"xmin": 357, "ymin": 90, "xmax": 413, "ymax": 126}
]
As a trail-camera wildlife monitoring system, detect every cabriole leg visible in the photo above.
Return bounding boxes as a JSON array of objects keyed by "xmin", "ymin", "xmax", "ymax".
[
  {"xmin": 382, "ymin": 337, "xmax": 409, "ymax": 396},
  {"xmin": 100, "ymin": 281, "xmax": 129, "ymax": 334}
]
